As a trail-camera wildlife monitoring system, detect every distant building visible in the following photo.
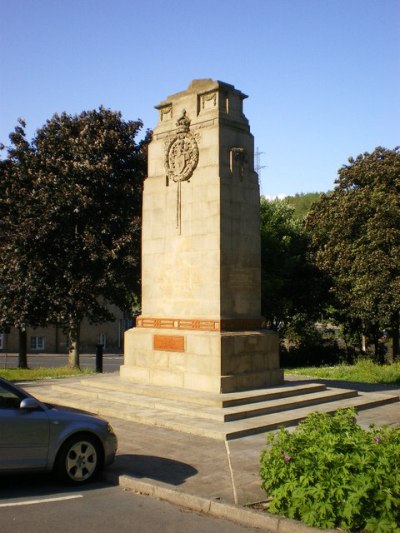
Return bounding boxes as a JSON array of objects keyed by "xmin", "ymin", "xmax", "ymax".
[{"xmin": 0, "ymin": 304, "xmax": 134, "ymax": 354}]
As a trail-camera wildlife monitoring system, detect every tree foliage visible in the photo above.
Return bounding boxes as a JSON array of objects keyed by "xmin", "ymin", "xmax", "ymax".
[
  {"xmin": 0, "ymin": 120, "xmax": 48, "ymax": 367},
  {"xmin": 306, "ymin": 147, "xmax": 400, "ymax": 360},
  {"xmin": 260, "ymin": 198, "xmax": 328, "ymax": 336},
  {"xmin": 0, "ymin": 109, "xmax": 149, "ymax": 367}
]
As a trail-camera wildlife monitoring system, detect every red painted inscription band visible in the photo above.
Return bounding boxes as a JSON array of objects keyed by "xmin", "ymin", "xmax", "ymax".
[{"xmin": 137, "ymin": 316, "xmax": 265, "ymax": 332}]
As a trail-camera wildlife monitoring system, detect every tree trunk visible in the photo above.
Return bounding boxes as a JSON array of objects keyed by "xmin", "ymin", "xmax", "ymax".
[
  {"xmin": 68, "ymin": 323, "xmax": 81, "ymax": 369},
  {"xmin": 18, "ymin": 328, "xmax": 28, "ymax": 369},
  {"xmin": 392, "ymin": 310, "xmax": 400, "ymax": 361},
  {"xmin": 371, "ymin": 327, "xmax": 385, "ymax": 364},
  {"xmin": 361, "ymin": 333, "xmax": 367, "ymax": 353},
  {"xmin": 373, "ymin": 337, "xmax": 380, "ymax": 363}
]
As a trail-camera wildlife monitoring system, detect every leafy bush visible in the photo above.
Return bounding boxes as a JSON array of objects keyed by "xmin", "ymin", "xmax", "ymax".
[
  {"xmin": 280, "ymin": 317, "xmax": 356, "ymax": 368},
  {"xmin": 280, "ymin": 342, "xmax": 347, "ymax": 368},
  {"xmin": 260, "ymin": 409, "xmax": 400, "ymax": 532}
]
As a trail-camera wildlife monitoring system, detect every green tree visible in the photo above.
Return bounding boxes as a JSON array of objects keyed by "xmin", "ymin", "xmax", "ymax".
[
  {"xmin": 0, "ymin": 119, "xmax": 48, "ymax": 367},
  {"xmin": 260, "ymin": 198, "xmax": 328, "ymax": 337},
  {"xmin": 306, "ymin": 147, "xmax": 400, "ymax": 361},
  {"xmin": 0, "ymin": 109, "xmax": 149, "ymax": 368}
]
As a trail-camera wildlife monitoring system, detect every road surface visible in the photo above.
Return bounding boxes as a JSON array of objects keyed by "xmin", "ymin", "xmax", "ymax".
[
  {"xmin": 0, "ymin": 474, "xmax": 264, "ymax": 533},
  {"xmin": 0, "ymin": 353, "xmax": 123, "ymax": 373}
]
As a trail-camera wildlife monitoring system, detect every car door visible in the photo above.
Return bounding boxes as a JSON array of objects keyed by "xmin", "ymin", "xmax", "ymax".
[{"xmin": 0, "ymin": 382, "xmax": 50, "ymax": 470}]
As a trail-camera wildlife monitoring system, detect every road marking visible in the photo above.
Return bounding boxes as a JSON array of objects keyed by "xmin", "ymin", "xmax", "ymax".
[{"xmin": 0, "ymin": 495, "xmax": 83, "ymax": 507}]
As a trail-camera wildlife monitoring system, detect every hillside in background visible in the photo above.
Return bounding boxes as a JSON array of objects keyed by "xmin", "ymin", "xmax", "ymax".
[{"xmin": 284, "ymin": 192, "xmax": 323, "ymax": 219}]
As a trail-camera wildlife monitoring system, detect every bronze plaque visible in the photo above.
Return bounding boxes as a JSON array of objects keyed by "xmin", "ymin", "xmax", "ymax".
[{"xmin": 153, "ymin": 334, "xmax": 185, "ymax": 352}]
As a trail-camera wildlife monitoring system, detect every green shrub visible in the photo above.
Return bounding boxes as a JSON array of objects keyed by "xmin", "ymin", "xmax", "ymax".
[{"xmin": 260, "ymin": 409, "xmax": 400, "ymax": 532}]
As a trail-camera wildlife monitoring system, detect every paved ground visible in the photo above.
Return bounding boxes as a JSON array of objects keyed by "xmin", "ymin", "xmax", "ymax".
[
  {"xmin": 100, "ymin": 377, "xmax": 400, "ymax": 504},
  {"xmin": 21, "ymin": 375, "xmax": 400, "ymax": 532}
]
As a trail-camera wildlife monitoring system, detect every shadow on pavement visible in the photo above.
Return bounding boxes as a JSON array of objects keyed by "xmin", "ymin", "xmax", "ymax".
[
  {"xmin": 0, "ymin": 472, "xmax": 110, "ymax": 499},
  {"xmin": 111, "ymin": 454, "xmax": 198, "ymax": 486}
]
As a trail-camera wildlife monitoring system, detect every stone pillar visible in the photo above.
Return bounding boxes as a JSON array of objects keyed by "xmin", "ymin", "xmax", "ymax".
[{"xmin": 121, "ymin": 79, "xmax": 283, "ymax": 393}]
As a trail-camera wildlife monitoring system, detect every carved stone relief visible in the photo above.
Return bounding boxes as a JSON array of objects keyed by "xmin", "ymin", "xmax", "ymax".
[
  {"xmin": 164, "ymin": 110, "xmax": 199, "ymax": 234},
  {"xmin": 230, "ymin": 147, "xmax": 248, "ymax": 180},
  {"xmin": 197, "ymin": 90, "xmax": 218, "ymax": 114},
  {"xmin": 158, "ymin": 104, "xmax": 172, "ymax": 122},
  {"xmin": 165, "ymin": 110, "xmax": 199, "ymax": 184}
]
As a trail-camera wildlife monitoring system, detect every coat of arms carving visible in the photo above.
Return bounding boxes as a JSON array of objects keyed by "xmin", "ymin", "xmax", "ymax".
[
  {"xmin": 163, "ymin": 110, "xmax": 199, "ymax": 234},
  {"xmin": 165, "ymin": 110, "xmax": 199, "ymax": 185}
]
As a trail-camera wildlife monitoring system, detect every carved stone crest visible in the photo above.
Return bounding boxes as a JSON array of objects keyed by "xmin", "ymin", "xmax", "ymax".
[{"xmin": 165, "ymin": 110, "xmax": 199, "ymax": 185}]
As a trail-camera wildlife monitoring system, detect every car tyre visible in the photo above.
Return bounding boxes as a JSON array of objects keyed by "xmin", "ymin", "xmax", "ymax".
[{"xmin": 55, "ymin": 433, "xmax": 102, "ymax": 484}]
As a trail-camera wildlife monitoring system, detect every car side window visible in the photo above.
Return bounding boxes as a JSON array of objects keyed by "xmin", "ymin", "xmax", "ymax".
[{"xmin": 0, "ymin": 383, "xmax": 25, "ymax": 409}]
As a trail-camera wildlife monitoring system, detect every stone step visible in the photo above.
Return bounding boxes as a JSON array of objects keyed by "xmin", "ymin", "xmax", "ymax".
[
  {"xmin": 223, "ymin": 388, "xmax": 358, "ymax": 421},
  {"xmin": 49, "ymin": 382, "xmax": 358, "ymax": 422},
  {"xmin": 33, "ymin": 382, "xmax": 399, "ymax": 440},
  {"xmin": 226, "ymin": 393, "xmax": 398, "ymax": 439},
  {"xmin": 77, "ymin": 375, "xmax": 328, "ymax": 407}
]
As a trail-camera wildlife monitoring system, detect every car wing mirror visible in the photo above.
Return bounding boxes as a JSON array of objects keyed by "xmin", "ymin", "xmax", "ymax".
[{"xmin": 20, "ymin": 397, "xmax": 40, "ymax": 410}]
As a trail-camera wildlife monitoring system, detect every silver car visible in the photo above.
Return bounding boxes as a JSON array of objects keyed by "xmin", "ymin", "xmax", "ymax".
[{"xmin": 0, "ymin": 377, "xmax": 117, "ymax": 484}]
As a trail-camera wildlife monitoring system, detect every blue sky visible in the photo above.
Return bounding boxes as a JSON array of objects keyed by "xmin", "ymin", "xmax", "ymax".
[{"xmin": 1, "ymin": 0, "xmax": 399, "ymax": 197}]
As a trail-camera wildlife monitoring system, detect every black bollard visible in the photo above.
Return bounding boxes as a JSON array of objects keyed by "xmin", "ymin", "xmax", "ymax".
[{"xmin": 95, "ymin": 344, "xmax": 103, "ymax": 373}]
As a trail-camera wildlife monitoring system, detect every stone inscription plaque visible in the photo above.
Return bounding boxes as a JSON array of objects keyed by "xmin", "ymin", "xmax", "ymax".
[{"xmin": 153, "ymin": 334, "xmax": 185, "ymax": 352}]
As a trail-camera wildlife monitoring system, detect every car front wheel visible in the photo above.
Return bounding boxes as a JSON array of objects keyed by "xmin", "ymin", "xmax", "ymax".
[{"xmin": 55, "ymin": 434, "xmax": 102, "ymax": 484}]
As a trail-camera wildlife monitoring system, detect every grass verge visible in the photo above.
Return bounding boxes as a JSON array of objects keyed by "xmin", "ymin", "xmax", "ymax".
[
  {"xmin": 0, "ymin": 367, "xmax": 94, "ymax": 382},
  {"xmin": 289, "ymin": 359, "xmax": 400, "ymax": 385}
]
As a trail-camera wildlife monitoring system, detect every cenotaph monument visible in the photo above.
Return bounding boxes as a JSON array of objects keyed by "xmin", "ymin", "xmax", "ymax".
[{"xmin": 121, "ymin": 79, "xmax": 283, "ymax": 393}]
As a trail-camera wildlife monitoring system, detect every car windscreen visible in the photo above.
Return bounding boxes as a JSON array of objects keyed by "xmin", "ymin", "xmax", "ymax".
[{"xmin": 0, "ymin": 381, "xmax": 26, "ymax": 409}]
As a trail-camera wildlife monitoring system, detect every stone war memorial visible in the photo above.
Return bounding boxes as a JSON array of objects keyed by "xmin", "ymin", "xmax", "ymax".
[
  {"xmin": 29, "ymin": 80, "xmax": 398, "ymax": 440},
  {"xmin": 121, "ymin": 79, "xmax": 283, "ymax": 393}
]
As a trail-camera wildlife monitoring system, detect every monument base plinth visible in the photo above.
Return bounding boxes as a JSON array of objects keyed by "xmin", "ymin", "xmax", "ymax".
[{"xmin": 121, "ymin": 327, "xmax": 283, "ymax": 393}]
